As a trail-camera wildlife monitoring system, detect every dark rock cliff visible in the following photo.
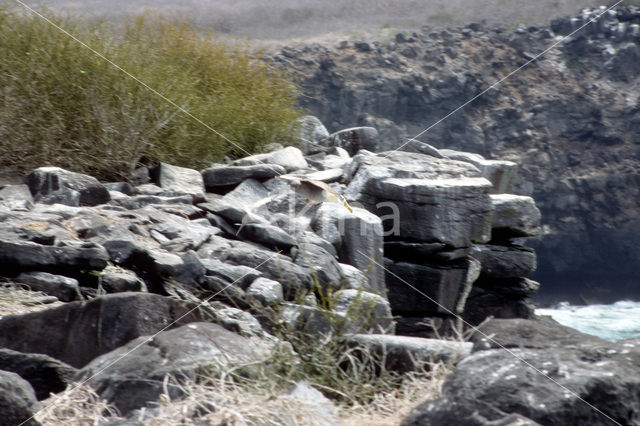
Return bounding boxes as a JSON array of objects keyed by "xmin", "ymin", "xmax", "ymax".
[{"xmin": 273, "ymin": 5, "xmax": 640, "ymax": 303}]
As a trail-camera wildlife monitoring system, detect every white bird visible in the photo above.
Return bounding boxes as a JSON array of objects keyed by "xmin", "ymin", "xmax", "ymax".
[{"xmin": 278, "ymin": 175, "xmax": 353, "ymax": 213}]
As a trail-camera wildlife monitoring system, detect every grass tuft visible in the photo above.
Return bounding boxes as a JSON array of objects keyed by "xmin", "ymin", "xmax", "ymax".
[{"xmin": 0, "ymin": 5, "xmax": 302, "ymax": 180}]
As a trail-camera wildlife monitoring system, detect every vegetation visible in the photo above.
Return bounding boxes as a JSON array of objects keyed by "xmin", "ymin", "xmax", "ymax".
[{"xmin": 0, "ymin": 5, "xmax": 302, "ymax": 180}]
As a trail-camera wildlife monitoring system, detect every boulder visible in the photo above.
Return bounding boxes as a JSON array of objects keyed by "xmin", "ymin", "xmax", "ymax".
[
  {"xmin": 339, "ymin": 263, "xmax": 369, "ymax": 290},
  {"xmin": 470, "ymin": 244, "xmax": 537, "ymax": 278},
  {"xmin": 0, "ymin": 370, "xmax": 39, "ymax": 426},
  {"xmin": 231, "ymin": 146, "xmax": 308, "ymax": 172},
  {"xmin": 331, "ymin": 289, "xmax": 394, "ymax": 333},
  {"xmin": 0, "ymin": 293, "xmax": 207, "ymax": 368},
  {"xmin": 329, "ymin": 127, "xmax": 379, "ymax": 155},
  {"xmin": 298, "ymin": 115, "xmax": 331, "ymax": 153},
  {"xmin": 490, "ymin": 194, "xmax": 541, "ymax": 237},
  {"xmin": 99, "ymin": 265, "xmax": 146, "ymax": 293},
  {"xmin": 0, "ymin": 184, "xmax": 33, "ymax": 211},
  {"xmin": 403, "ymin": 339, "xmax": 640, "ymax": 425},
  {"xmin": 238, "ymin": 223, "xmax": 298, "ymax": 252},
  {"xmin": 202, "ymin": 164, "xmax": 286, "ymax": 193},
  {"xmin": 469, "ymin": 316, "xmax": 608, "ymax": 352},
  {"xmin": 150, "ymin": 162, "xmax": 205, "ymax": 201},
  {"xmin": 291, "ymin": 242, "xmax": 345, "ymax": 293},
  {"xmin": 0, "ymin": 348, "xmax": 77, "ymax": 400},
  {"xmin": 346, "ymin": 334, "xmax": 472, "ymax": 374},
  {"xmin": 463, "ymin": 287, "xmax": 536, "ymax": 325},
  {"xmin": 15, "ymin": 271, "xmax": 82, "ymax": 302},
  {"xmin": 313, "ymin": 204, "xmax": 385, "ymax": 294},
  {"xmin": 23, "ymin": 166, "xmax": 110, "ymax": 206},
  {"xmin": 77, "ymin": 322, "xmax": 274, "ymax": 415},
  {"xmin": 246, "ymin": 277, "xmax": 283, "ymax": 306},
  {"xmin": 440, "ymin": 149, "xmax": 517, "ymax": 194},
  {"xmin": 286, "ymin": 381, "xmax": 338, "ymax": 426},
  {"xmin": 0, "ymin": 240, "xmax": 109, "ymax": 275}
]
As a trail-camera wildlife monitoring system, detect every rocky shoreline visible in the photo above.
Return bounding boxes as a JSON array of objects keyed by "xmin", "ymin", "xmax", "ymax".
[
  {"xmin": 1, "ymin": 115, "xmax": 638, "ymax": 424},
  {"xmin": 272, "ymin": 5, "xmax": 640, "ymax": 303}
]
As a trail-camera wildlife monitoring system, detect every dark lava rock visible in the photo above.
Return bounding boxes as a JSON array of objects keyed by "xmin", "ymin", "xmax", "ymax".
[
  {"xmin": 0, "ymin": 349, "xmax": 77, "ymax": 400},
  {"xmin": 0, "ymin": 370, "xmax": 40, "ymax": 426}
]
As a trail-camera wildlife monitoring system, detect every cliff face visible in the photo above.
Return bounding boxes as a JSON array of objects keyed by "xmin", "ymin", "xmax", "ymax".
[{"xmin": 274, "ymin": 6, "xmax": 640, "ymax": 303}]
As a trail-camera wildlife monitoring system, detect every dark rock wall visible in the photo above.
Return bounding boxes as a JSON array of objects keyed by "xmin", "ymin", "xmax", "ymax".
[{"xmin": 276, "ymin": 6, "xmax": 640, "ymax": 301}]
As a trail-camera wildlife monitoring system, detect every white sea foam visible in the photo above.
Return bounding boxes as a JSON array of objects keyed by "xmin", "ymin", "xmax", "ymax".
[{"xmin": 536, "ymin": 300, "xmax": 640, "ymax": 342}]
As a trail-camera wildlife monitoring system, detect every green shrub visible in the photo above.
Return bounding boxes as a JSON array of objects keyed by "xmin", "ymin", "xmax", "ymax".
[{"xmin": 0, "ymin": 6, "xmax": 302, "ymax": 180}]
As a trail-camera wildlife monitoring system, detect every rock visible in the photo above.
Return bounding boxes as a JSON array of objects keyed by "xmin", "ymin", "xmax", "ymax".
[
  {"xmin": 470, "ymin": 244, "xmax": 537, "ymax": 278},
  {"xmin": 23, "ymin": 166, "xmax": 110, "ymax": 206},
  {"xmin": 15, "ymin": 271, "xmax": 82, "ymax": 302},
  {"xmin": 298, "ymin": 115, "xmax": 331, "ymax": 154},
  {"xmin": 0, "ymin": 348, "xmax": 77, "ymax": 400},
  {"xmin": 404, "ymin": 339, "xmax": 640, "ymax": 425},
  {"xmin": 0, "ymin": 293, "xmax": 207, "ymax": 368},
  {"xmin": 332, "ymin": 289, "xmax": 394, "ymax": 333},
  {"xmin": 198, "ymin": 257, "xmax": 261, "ymax": 289},
  {"xmin": 312, "ymin": 204, "xmax": 385, "ymax": 294},
  {"xmin": 0, "ymin": 240, "xmax": 109, "ymax": 275},
  {"xmin": 384, "ymin": 240, "xmax": 469, "ymax": 263},
  {"xmin": 358, "ymin": 114, "xmax": 406, "ymax": 151},
  {"xmin": 198, "ymin": 236, "xmax": 313, "ymax": 298},
  {"xmin": 291, "ymin": 242, "xmax": 345, "ymax": 293},
  {"xmin": 439, "ymin": 149, "xmax": 517, "ymax": 194},
  {"xmin": 329, "ymin": 127, "xmax": 379, "ymax": 156},
  {"xmin": 150, "ymin": 162, "xmax": 205, "ymax": 201},
  {"xmin": 396, "ymin": 139, "xmax": 444, "ymax": 158},
  {"xmin": 401, "ymin": 397, "xmax": 542, "ymax": 426},
  {"xmin": 346, "ymin": 334, "xmax": 472, "ymax": 374},
  {"xmin": 490, "ymin": 194, "xmax": 541, "ymax": 237},
  {"xmin": 232, "ymin": 146, "xmax": 308, "ymax": 172},
  {"xmin": 78, "ymin": 322, "xmax": 274, "ymax": 415},
  {"xmin": 280, "ymin": 303, "xmax": 339, "ymax": 336},
  {"xmin": 464, "ymin": 287, "xmax": 535, "ymax": 325},
  {"xmin": 99, "ymin": 265, "xmax": 146, "ymax": 293},
  {"xmin": 238, "ymin": 223, "xmax": 298, "ymax": 252},
  {"xmin": 385, "ymin": 258, "xmax": 475, "ymax": 316},
  {"xmin": 475, "ymin": 277, "xmax": 540, "ymax": 298},
  {"xmin": 246, "ymin": 277, "xmax": 283, "ymax": 306},
  {"xmin": 287, "ymin": 381, "xmax": 338, "ymax": 426},
  {"xmin": 0, "ymin": 370, "xmax": 39, "ymax": 426},
  {"xmin": 339, "ymin": 263, "xmax": 369, "ymax": 290},
  {"xmin": 202, "ymin": 164, "xmax": 286, "ymax": 193},
  {"xmin": 0, "ymin": 184, "xmax": 33, "ymax": 211},
  {"xmin": 469, "ymin": 316, "xmax": 607, "ymax": 352},
  {"xmin": 221, "ymin": 178, "xmax": 269, "ymax": 208}
]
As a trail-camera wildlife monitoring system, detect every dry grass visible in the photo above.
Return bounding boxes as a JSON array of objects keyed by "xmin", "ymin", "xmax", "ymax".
[
  {"xmin": 35, "ymin": 383, "xmax": 121, "ymax": 426},
  {"xmin": 0, "ymin": 282, "xmax": 63, "ymax": 317}
]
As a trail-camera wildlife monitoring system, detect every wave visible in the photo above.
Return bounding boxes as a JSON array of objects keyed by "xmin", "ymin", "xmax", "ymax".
[{"xmin": 536, "ymin": 300, "xmax": 640, "ymax": 342}]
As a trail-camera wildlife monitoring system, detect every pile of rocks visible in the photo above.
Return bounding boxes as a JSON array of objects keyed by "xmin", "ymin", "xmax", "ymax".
[{"xmin": 1, "ymin": 115, "xmax": 638, "ymax": 425}]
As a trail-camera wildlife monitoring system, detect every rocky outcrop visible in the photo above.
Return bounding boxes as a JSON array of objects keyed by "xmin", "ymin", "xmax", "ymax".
[
  {"xmin": 403, "ymin": 318, "xmax": 640, "ymax": 425},
  {"xmin": 0, "ymin": 117, "xmax": 545, "ymax": 420},
  {"xmin": 274, "ymin": 5, "xmax": 640, "ymax": 302}
]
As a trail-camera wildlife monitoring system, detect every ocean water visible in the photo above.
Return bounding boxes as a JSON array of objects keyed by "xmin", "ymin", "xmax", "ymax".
[{"xmin": 536, "ymin": 300, "xmax": 640, "ymax": 342}]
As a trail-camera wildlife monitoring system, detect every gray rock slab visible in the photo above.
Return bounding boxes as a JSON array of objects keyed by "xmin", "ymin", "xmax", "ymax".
[
  {"xmin": 291, "ymin": 242, "xmax": 345, "ymax": 293},
  {"xmin": 100, "ymin": 265, "xmax": 146, "ymax": 293},
  {"xmin": 232, "ymin": 146, "xmax": 308, "ymax": 172},
  {"xmin": 346, "ymin": 334, "xmax": 472, "ymax": 374},
  {"xmin": 404, "ymin": 339, "xmax": 640, "ymax": 425},
  {"xmin": 332, "ymin": 289, "xmax": 394, "ymax": 333},
  {"xmin": 490, "ymin": 194, "xmax": 542, "ymax": 237},
  {"xmin": 0, "ymin": 240, "xmax": 109, "ymax": 275},
  {"xmin": 202, "ymin": 164, "xmax": 286, "ymax": 192},
  {"xmin": 238, "ymin": 222, "xmax": 298, "ymax": 252},
  {"xmin": 0, "ymin": 348, "xmax": 78, "ymax": 400},
  {"xmin": 247, "ymin": 277, "xmax": 283, "ymax": 306},
  {"xmin": 150, "ymin": 162, "xmax": 205, "ymax": 201},
  {"xmin": 329, "ymin": 127, "xmax": 379, "ymax": 156},
  {"xmin": 440, "ymin": 148, "xmax": 518, "ymax": 194},
  {"xmin": 0, "ymin": 370, "xmax": 39, "ymax": 426},
  {"xmin": 0, "ymin": 293, "xmax": 207, "ymax": 368},
  {"xmin": 24, "ymin": 166, "xmax": 110, "ymax": 206},
  {"xmin": 287, "ymin": 381, "xmax": 338, "ymax": 426},
  {"xmin": 199, "ymin": 257, "xmax": 261, "ymax": 290},
  {"xmin": 471, "ymin": 244, "xmax": 537, "ymax": 278},
  {"xmin": 78, "ymin": 322, "xmax": 274, "ymax": 415},
  {"xmin": 15, "ymin": 271, "xmax": 82, "ymax": 302},
  {"xmin": 0, "ymin": 184, "xmax": 33, "ymax": 211},
  {"xmin": 339, "ymin": 263, "xmax": 369, "ymax": 290}
]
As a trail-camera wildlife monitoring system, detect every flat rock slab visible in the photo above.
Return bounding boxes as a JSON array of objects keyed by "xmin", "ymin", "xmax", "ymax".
[
  {"xmin": 24, "ymin": 166, "xmax": 110, "ymax": 206},
  {"xmin": 15, "ymin": 271, "xmax": 82, "ymax": 302},
  {"xmin": 346, "ymin": 334, "xmax": 472, "ymax": 374},
  {"xmin": 0, "ymin": 240, "xmax": 108, "ymax": 275},
  {"xmin": 150, "ymin": 162, "xmax": 205, "ymax": 201},
  {"xmin": 202, "ymin": 164, "xmax": 286, "ymax": 192},
  {"xmin": 0, "ymin": 293, "xmax": 206, "ymax": 368},
  {"xmin": 231, "ymin": 146, "xmax": 308, "ymax": 172},
  {"xmin": 0, "ymin": 348, "xmax": 78, "ymax": 400},
  {"xmin": 404, "ymin": 339, "xmax": 640, "ymax": 425},
  {"xmin": 0, "ymin": 184, "xmax": 33, "ymax": 211},
  {"xmin": 78, "ymin": 322, "xmax": 274, "ymax": 415},
  {"xmin": 471, "ymin": 244, "xmax": 537, "ymax": 278},
  {"xmin": 490, "ymin": 194, "xmax": 541, "ymax": 237}
]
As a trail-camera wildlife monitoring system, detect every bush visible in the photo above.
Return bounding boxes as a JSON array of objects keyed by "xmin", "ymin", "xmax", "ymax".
[{"xmin": 0, "ymin": 6, "xmax": 302, "ymax": 180}]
